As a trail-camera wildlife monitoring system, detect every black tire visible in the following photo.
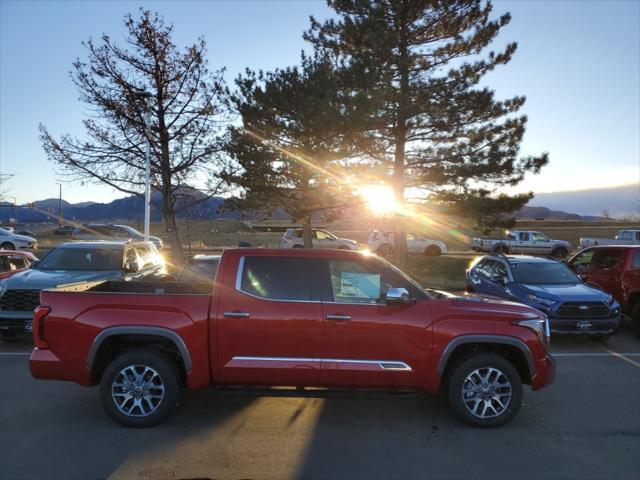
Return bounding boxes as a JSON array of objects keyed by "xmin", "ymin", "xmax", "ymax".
[
  {"xmin": 446, "ymin": 353, "xmax": 523, "ymax": 428},
  {"xmin": 423, "ymin": 245, "xmax": 442, "ymax": 256},
  {"xmin": 631, "ymin": 302, "xmax": 640, "ymax": 337},
  {"xmin": 100, "ymin": 349, "xmax": 180, "ymax": 428},
  {"xmin": 492, "ymin": 245, "xmax": 509, "ymax": 255},
  {"xmin": 292, "ymin": 244, "xmax": 304, "ymax": 249},
  {"xmin": 0, "ymin": 242, "xmax": 15, "ymax": 250},
  {"xmin": 551, "ymin": 247, "xmax": 568, "ymax": 259},
  {"xmin": 376, "ymin": 244, "xmax": 394, "ymax": 257},
  {"xmin": 588, "ymin": 334, "xmax": 611, "ymax": 342},
  {"xmin": 337, "ymin": 246, "xmax": 350, "ymax": 250}
]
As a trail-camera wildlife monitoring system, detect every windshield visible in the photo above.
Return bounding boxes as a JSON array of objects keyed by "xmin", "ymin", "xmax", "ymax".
[
  {"xmin": 117, "ymin": 225, "xmax": 143, "ymax": 237},
  {"xmin": 511, "ymin": 262, "xmax": 580, "ymax": 285},
  {"xmin": 38, "ymin": 247, "xmax": 123, "ymax": 271},
  {"xmin": 178, "ymin": 259, "xmax": 220, "ymax": 282}
]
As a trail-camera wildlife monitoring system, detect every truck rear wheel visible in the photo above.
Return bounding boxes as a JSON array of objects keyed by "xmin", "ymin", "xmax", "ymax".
[
  {"xmin": 551, "ymin": 247, "xmax": 568, "ymax": 259},
  {"xmin": 492, "ymin": 245, "xmax": 509, "ymax": 255},
  {"xmin": 100, "ymin": 349, "xmax": 180, "ymax": 428},
  {"xmin": 446, "ymin": 353, "xmax": 522, "ymax": 428},
  {"xmin": 423, "ymin": 245, "xmax": 442, "ymax": 256}
]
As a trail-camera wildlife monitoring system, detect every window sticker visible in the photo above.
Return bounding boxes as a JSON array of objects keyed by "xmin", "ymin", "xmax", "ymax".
[{"xmin": 339, "ymin": 272, "xmax": 380, "ymax": 299}]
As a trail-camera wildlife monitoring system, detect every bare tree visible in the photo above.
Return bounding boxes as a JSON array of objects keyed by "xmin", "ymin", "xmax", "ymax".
[{"xmin": 40, "ymin": 10, "xmax": 230, "ymax": 261}]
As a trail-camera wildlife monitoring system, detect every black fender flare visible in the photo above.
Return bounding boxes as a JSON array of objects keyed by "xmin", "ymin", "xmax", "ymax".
[
  {"xmin": 436, "ymin": 334, "xmax": 535, "ymax": 378},
  {"xmin": 86, "ymin": 326, "xmax": 192, "ymax": 372}
]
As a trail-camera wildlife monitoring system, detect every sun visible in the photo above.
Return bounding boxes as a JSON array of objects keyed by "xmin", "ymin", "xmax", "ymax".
[{"xmin": 357, "ymin": 184, "xmax": 398, "ymax": 215}]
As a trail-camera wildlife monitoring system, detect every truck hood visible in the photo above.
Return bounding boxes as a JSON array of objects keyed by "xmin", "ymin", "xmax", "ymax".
[
  {"xmin": 427, "ymin": 289, "xmax": 542, "ymax": 320},
  {"xmin": 2, "ymin": 268, "xmax": 123, "ymax": 291},
  {"xmin": 523, "ymin": 283, "xmax": 608, "ymax": 300}
]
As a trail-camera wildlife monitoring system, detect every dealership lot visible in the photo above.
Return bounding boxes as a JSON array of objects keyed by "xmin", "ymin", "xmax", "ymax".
[{"xmin": 0, "ymin": 322, "xmax": 638, "ymax": 480}]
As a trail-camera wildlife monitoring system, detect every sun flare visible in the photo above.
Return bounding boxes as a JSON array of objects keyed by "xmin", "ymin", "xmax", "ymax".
[{"xmin": 358, "ymin": 184, "xmax": 398, "ymax": 215}]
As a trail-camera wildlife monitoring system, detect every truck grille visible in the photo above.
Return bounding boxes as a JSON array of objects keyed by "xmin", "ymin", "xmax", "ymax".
[
  {"xmin": 556, "ymin": 302, "xmax": 609, "ymax": 318},
  {"xmin": 0, "ymin": 290, "xmax": 40, "ymax": 312}
]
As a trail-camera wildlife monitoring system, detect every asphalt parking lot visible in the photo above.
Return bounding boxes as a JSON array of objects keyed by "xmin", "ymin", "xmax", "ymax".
[{"xmin": 1, "ymin": 322, "xmax": 639, "ymax": 480}]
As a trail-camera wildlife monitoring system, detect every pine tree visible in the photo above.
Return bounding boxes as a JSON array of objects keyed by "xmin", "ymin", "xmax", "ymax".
[
  {"xmin": 306, "ymin": 0, "xmax": 548, "ymax": 265},
  {"xmin": 224, "ymin": 53, "xmax": 365, "ymax": 247}
]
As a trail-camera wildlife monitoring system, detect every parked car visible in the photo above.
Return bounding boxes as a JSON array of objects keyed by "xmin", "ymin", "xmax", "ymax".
[
  {"xmin": 0, "ymin": 241, "xmax": 166, "ymax": 339},
  {"xmin": 466, "ymin": 254, "xmax": 621, "ymax": 340},
  {"xmin": 567, "ymin": 246, "xmax": 640, "ymax": 333},
  {"xmin": 30, "ymin": 248, "xmax": 555, "ymax": 428},
  {"xmin": 472, "ymin": 230, "xmax": 571, "ymax": 259},
  {"xmin": 72, "ymin": 224, "xmax": 163, "ymax": 249},
  {"xmin": 579, "ymin": 229, "xmax": 640, "ymax": 249},
  {"xmin": 0, "ymin": 227, "xmax": 37, "ymax": 251},
  {"xmin": 279, "ymin": 228, "xmax": 358, "ymax": 250},
  {"xmin": 0, "ymin": 250, "xmax": 37, "ymax": 280},
  {"xmin": 177, "ymin": 255, "xmax": 220, "ymax": 283},
  {"xmin": 368, "ymin": 230, "xmax": 446, "ymax": 256},
  {"xmin": 54, "ymin": 225, "xmax": 76, "ymax": 236}
]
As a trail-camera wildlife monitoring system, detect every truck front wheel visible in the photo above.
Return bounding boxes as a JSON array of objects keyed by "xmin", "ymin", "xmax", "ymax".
[
  {"xmin": 446, "ymin": 354, "xmax": 523, "ymax": 428},
  {"xmin": 100, "ymin": 349, "xmax": 180, "ymax": 428},
  {"xmin": 551, "ymin": 247, "xmax": 568, "ymax": 259}
]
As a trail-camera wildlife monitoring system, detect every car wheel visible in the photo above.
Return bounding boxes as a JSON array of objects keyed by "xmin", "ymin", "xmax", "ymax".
[
  {"xmin": 0, "ymin": 242, "xmax": 15, "ymax": 250},
  {"xmin": 376, "ymin": 244, "xmax": 394, "ymax": 257},
  {"xmin": 631, "ymin": 302, "xmax": 640, "ymax": 337},
  {"xmin": 423, "ymin": 245, "xmax": 442, "ymax": 256},
  {"xmin": 551, "ymin": 247, "xmax": 568, "ymax": 259},
  {"xmin": 493, "ymin": 245, "xmax": 509, "ymax": 255},
  {"xmin": 292, "ymin": 244, "xmax": 304, "ymax": 249},
  {"xmin": 100, "ymin": 349, "xmax": 180, "ymax": 428},
  {"xmin": 447, "ymin": 353, "xmax": 523, "ymax": 428},
  {"xmin": 588, "ymin": 334, "xmax": 611, "ymax": 342}
]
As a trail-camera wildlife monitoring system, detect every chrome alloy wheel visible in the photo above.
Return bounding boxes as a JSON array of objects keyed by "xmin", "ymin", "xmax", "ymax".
[
  {"xmin": 111, "ymin": 365, "xmax": 165, "ymax": 417},
  {"xmin": 461, "ymin": 367, "xmax": 512, "ymax": 419}
]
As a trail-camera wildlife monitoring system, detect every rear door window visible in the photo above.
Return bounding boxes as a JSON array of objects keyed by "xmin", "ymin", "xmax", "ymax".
[
  {"xmin": 632, "ymin": 251, "xmax": 640, "ymax": 269},
  {"xmin": 518, "ymin": 232, "xmax": 530, "ymax": 242},
  {"xmin": 239, "ymin": 257, "xmax": 313, "ymax": 301}
]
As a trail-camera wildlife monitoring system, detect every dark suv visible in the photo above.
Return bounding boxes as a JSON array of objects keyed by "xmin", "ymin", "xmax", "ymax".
[{"xmin": 72, "ymin": 224, "xmax": 163, "ymax": 249}]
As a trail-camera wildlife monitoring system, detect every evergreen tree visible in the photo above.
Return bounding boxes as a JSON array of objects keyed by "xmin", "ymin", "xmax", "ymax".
[
  {"xmin": 306, "ymin": 0, "xmax": 548, "ymax": 265},
  {"xmin": 224, "ymin": 54, "xmax": 365, "ymax": 247}
]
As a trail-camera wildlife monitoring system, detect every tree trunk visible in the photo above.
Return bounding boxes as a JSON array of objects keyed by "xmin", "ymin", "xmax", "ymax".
[
  {"xmin": 301, "ymin": 171, "xmax": 313, "ymax": 249},
  {"xmin": 162, "ymin": 185, "xmax": 185, "ymax": 263},
  {"xmin": 393, "ymin": 5, "xmax": 409, "ymax": 268}
]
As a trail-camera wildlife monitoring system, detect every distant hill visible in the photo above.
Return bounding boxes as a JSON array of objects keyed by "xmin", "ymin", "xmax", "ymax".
[
  {"xmin": 3, "ymin": 184, "xmax": 635, "ymax": 224},
  {"xmin": 528, "ymin": 183, "xmax": 639, "ymax": 218}
]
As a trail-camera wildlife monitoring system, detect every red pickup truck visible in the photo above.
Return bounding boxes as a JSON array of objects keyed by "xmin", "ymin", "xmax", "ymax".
[
  {"xmin": 30, "ymin": 248, "xmax": 555, "ymax": 428},
  {"xmin": 568, "ymin": 245, "xmax": 640, "ymax": 332}
]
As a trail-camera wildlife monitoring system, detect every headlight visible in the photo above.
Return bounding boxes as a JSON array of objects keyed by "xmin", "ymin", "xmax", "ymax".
[
  {"xmin": 515, "ymin": 317, "xmax": 550, "ymax": 349},
  {"xmin": 527, "ymin": 294, "xmax": 557, "ymax": 307}
]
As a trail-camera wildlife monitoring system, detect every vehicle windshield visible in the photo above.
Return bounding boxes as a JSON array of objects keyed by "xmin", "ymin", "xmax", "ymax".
[
  {"xmin": 37, "ymin": 247, "xmax": 123, "ymax": 271},
  {"xmin": 511, "ymin": 262, "xmax": 580, "ymax": 285},
  {"xmin": 178, "ymin": 258, "xmax": 220, "ymax": 282},
  {"xmin": 117, "ymin": 225, "xmax": 143, "ymax": 237}
]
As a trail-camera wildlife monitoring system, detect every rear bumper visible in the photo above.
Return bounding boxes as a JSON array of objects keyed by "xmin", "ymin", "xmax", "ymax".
[
  {"xmin": 532, "ymin": 354, "xmax": 556, "ymax": 390},
  {"xmin": 549, "ymin": 314, "xmax": 621, "ymax": 335},
  {"xmin": 29, "ymin": 348, "xmax": 92, "ymax": 385}
]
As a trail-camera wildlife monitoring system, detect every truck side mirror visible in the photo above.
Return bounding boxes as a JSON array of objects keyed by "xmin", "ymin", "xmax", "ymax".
[
  {"xmin": 385, "ymin": 287, "xmax": 415, "ymax": 306},
  {"xmin": 124, "ymin": 259, "xmax": 139, "ymax": 273}
]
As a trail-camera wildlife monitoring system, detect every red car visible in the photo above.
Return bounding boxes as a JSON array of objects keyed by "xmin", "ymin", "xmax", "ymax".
[
  {"xmin": 0, "ymin": 250, "xmax": 37, "ymax": 280},
  {"xmin": 568, "ymin": 245, "xmax": 640, "ymax": 331},
  {"xmin": 30, "ymin": 248, "xmax": 555, "ymax": 428}
]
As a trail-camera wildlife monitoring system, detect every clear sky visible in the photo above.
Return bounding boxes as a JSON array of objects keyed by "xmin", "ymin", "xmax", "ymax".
[{"xmin": 1, "ymin": 0, "xmax": 638, "ymax": 204}]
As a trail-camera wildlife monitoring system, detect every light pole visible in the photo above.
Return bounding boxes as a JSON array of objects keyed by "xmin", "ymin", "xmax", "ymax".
[
  {"xmin": 56, "ymin": 183, "xmax": 62, "ymax": 226},
  {"xmin": 132, "ymin": 90, "xmax": 153, "ymax": 242}
]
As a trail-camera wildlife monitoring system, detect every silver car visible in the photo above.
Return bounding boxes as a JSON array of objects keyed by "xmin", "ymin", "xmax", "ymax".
[{"xmin": 279, "ymin": 228, "xmax": 358, "ymax": 250}]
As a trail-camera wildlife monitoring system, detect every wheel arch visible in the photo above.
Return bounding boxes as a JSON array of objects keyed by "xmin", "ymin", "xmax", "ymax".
[
  {"xmin": 437, "ymin": 335, "xmax": 535, "ymax": 385},
  {"xmin": 87, "ymin": 326, "xmax": 192, "ymax": 384}
]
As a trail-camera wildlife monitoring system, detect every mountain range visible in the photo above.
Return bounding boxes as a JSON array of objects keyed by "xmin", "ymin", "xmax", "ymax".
[{"xmin": 1, "ymin": 183, "xmax": 637, "ymax": 224}]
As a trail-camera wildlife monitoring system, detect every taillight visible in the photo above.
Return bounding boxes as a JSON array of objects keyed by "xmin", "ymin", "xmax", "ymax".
[{"xmin": 33, "ymin": 305, "xmax": 51, "ymax": 349}]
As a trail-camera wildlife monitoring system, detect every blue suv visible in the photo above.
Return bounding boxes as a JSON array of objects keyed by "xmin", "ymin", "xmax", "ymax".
[{"xmin": 466, "ymin": 255, "xmax": 621, "ymax": 340}]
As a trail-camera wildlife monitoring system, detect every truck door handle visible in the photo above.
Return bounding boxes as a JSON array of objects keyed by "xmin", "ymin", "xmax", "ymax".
[
  {"xmin": 224, "ymin": 311, "xmax": 250, "ymax": 318},
  {"xmin": 326, "ymin": 314, "xmax": 352, "ymax": 321}
]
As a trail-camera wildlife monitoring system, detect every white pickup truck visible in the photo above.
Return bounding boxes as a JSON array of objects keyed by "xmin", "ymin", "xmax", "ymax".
[
  {"xmin": 471, "ymin": 230, "xmax": 572, "ymax": 258},
  {"xmin": 579, "ymin": 229, "xmax": 640, "ymax": 249}
]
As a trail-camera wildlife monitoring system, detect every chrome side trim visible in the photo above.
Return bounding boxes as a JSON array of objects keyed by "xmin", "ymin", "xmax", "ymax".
[{"xmin": 230, "ymin": 356, "xmax": 412, "ymax": 371}]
